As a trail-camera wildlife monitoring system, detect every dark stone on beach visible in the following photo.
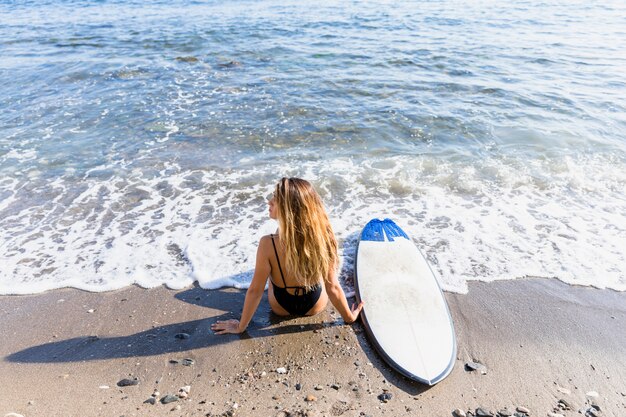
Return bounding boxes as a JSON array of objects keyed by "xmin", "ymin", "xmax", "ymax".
[
  {"xmin": 161, "ymin": 394, "xmax": 179, "ymax": 404},
  {"xmin": 295, "ymin": 383, "xmax": 302, "ymax": 390},
  {"xmin": 354, "ymin": 360, "xmax": 361, "ymax": 367},
  {"xmin": 586, "ymin": 408, "xmax": 599, "ymax": 417},
  {"xmin": 144, "ymin": 397, "xmax": 156, "ymax": 405},
  {"xmin": 117, "ymin": 378, "xmax": 139, "ymax": 387},
  {"xmin": 182, "ymin": 358, "xmax": 195, "ymax": 366},
  {"xmin": 175, "ymin": 333, "xmax": 190, "ymax": 339},
  {"xmin": 498, "ymin": 409, "xmax": 513, "ymax": 416},
  {"xmin": 465, "ymin": 361, "xmax": 488, "ymax": 374},
  {"xmin": 169, "ymin": 359, "xmax": 179, "ymax": 364},
  {"xmin": 330, "ymin": 383, "xmax": 341, "ymax": 390},
  {"xmin": 476, "ymin": 408, "xmax": 494, "ymax": 417},
  {"xmin": 558, "ymin": 399, "xmax": 572, "ymax": 410},
  {"xmin": 378, "ymin": 392, "xmax": 392, "ymax": 402}
]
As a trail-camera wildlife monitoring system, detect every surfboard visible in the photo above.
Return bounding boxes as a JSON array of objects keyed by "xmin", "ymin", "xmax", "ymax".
[{"xmin": 354, "ymin": 218, "xmax": 456, "ymax": 385}]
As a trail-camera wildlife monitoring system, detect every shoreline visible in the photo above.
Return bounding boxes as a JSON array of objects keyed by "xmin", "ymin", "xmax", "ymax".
[{"xmin": 1, "ymin": 278, "xmax": 625, "ymax": 417}]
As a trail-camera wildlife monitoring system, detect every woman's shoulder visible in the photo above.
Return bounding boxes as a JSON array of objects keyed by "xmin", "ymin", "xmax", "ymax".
[
  {"xmin": 258, "ymin": 234, "xmax": 280, "ymax": 258},
  {"xmin": 260, "ymin": 233, "xmax": 276, "ymax": 242},
  {"xmin": 259, "ymin": 234, "xmax": 277, "ymax": 248}
]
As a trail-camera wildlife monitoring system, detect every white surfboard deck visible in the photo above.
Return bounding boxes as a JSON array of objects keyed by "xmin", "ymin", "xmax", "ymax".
[{"xmin": 355, "ymin": 218, "xmax": 456, "ymax": 385}]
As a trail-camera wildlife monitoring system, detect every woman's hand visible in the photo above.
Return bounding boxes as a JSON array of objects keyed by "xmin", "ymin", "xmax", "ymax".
[
  {"xmin": 211, "ymin": 319, "xmax": 243, "ymax": 335},
  {"xmin": 347, "ymin": 301, "xmax": 364, "ymax": 323}
]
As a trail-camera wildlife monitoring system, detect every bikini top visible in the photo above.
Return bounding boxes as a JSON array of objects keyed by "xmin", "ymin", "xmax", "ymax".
[{"xmin": 270, "ymin": 235, "xmax": 320, "ymax": 296}]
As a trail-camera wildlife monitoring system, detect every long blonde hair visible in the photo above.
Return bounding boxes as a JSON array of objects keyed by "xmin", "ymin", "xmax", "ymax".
[{"xmin": 274, "ymin": 177, "xmax": 338, "ymax": 289}]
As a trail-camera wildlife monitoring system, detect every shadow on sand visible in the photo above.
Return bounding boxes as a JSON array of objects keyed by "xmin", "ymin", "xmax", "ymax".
[
  {"xmin": 6, "ymin": 283, "xmax": 329, "ymax": 364},
  {"xmin": 7, "ymin": 233, "xmax": 432, "ymax": 395}
]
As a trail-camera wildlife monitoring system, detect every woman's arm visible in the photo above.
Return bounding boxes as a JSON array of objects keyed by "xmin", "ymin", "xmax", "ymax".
[
  {"xmin": 324, "ymin": 267, "xmax": 364, "ymax": 324},
  {"xmin": 211, "ymin": 237, "xmax": 271, "ymax": 334}
]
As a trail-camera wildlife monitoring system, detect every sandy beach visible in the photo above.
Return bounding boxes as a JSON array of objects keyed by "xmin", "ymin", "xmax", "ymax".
[
  {"xmin": 2, "ymin": 2, "xmax": 626, "ymax": 416},
  {"xmin": 1, "ymin": 278, "xmax": 624, "ymax": 417}
]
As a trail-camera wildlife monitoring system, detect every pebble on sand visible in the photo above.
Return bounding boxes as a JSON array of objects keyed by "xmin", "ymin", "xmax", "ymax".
[
  {"xmin": 475, "ymin": 407, "xmax": 493, "ymax": 417},
  {"xmin": 452, "ymin": 408, "xmax": 467, "ymax": 417},
  {"xmin": 305, "ymin": 394, "xmax": 317, "ymax": 402},
  {"xmin": 117, "ymin": 378, "xmax": 139, "ymax": 387},
  {"xmin": 175, "ymin": 333, "xmax": 190, "ymax": 339},
  {"xmin": 498, "ymin": 408, "xmax": 513, "ymax": 416},
  {"xmin": 516, "ymin": 406, "xmax": 530, "ymax": 414},
  {"xmin": 465, "ymin": 361, "xmax": 488, "ymax": 374},
  {"xmin": 178, "ymin": 385, "xmax": 191, "ymax": 398},
  {"xmin": 276, "ymin": 367, "xmax": 287, "ymax": 374},
  {"xmin": 547, "ymin": 413, "xmax": 564, "ymax": 417},
  {"xmin": 378, "ymin": 392, "xmax": 392, "ymax": 403},
  {"xmin": 558, "ymin": 399, "xmax": 572, "ymax": 410},
  {"xmin": 586, "ymin": 391, "xmax": 599, "ymax": 398},
  {"xmin": 587, "ymin": 408, "xmax": 600, "ymax": 417},
  {"xmin": 143, "ymin": 397, "xmax": 156, "ymax": 405},
  {"xmin": 161, "ymin": 394, "xmax": 179, "ymax": 404}
]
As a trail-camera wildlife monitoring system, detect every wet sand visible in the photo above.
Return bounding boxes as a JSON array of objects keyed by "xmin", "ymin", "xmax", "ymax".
[{"xmin": 1, "ymin": 278, "xmax": 625, "ymax": 417}]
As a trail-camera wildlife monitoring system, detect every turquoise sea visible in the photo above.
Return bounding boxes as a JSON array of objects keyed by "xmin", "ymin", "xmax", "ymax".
[{"xmin": 1, "ymin": 0, "xmax": 625, "ymax": 294}]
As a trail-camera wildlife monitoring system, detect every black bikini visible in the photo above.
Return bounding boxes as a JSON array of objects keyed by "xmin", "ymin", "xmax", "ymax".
[{"xmin": 270, "ymin": 235, "xmax": 322, "ymax": 316}]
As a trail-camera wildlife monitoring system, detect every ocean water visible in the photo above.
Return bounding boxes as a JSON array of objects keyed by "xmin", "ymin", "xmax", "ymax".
[{"xmin": 1, "ymin": 0, "xmax": 625, "ymax": 295}]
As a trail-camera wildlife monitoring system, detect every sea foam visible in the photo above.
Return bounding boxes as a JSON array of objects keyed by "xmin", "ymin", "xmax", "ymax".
[{"xmin": 0, "ymin": 152, "xmax": 624, "ymax": 295}]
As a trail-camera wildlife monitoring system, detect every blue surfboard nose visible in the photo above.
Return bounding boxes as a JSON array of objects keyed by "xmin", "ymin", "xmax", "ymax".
[{"xmin": 360, "ymin": 218, "xmax": 409, "ymax": 242}]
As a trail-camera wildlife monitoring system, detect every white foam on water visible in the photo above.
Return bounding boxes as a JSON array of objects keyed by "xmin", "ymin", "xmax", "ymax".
[
  {"xmin": 4, "ymin": 148, "xmax": 38, "ymax": 162},
  {"xmin": 0, "ymin": 152, "xmax": 624, "ymax": 295}
]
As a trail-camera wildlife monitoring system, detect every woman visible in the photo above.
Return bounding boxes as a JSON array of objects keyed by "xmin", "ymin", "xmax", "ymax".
[{"xmin": 211, "ymin": 177, "xmax": 363, "ymax": 335}]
